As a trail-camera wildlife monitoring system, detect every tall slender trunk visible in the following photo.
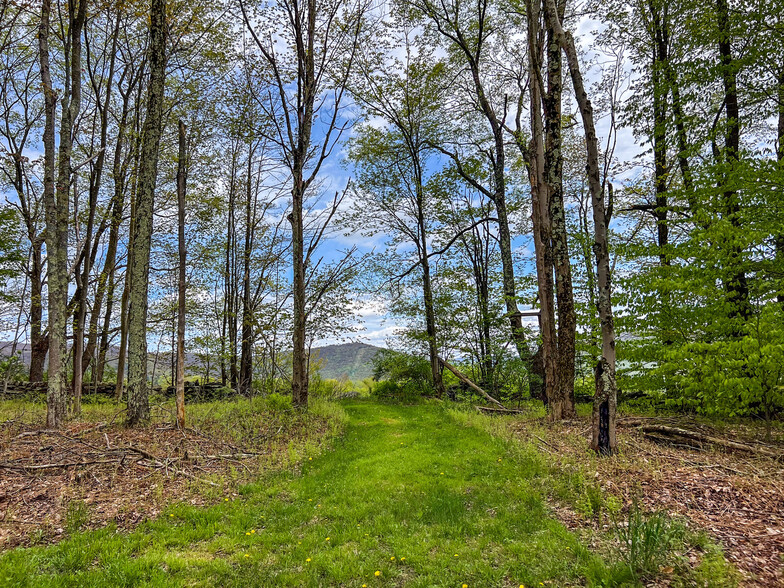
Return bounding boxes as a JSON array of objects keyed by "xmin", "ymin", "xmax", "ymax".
[
  {"xmin": 716, "ymin": 0, "xmax": 750, "ymax": 325},
  {"xmin": 526, "ymin": 0, "xmax": 559, "ymax": 417},
  {"xmin": 776, "ymin": 66, "xmax": 784, "ymax": 306},
  {"xmin": 290, "ymin": 0, "xmax": 317, "ymax": 409},
  {"xmin": 175, "ymin": 120, "xmax": 187, "ymax": 429},
  {"xmin": 126, "ymin": 0, "xmax": 167, "ymax": 425},
  {"xmin": 544, "ymin": 0, "xmax": 617, "ymax": 454},
  {"xmin": 544, "ymin": 0, "xmax": 576, "ymax": 418},
  {"xmin": 239, "ymin": 145, "xmax": 254, "ymax": 396}
]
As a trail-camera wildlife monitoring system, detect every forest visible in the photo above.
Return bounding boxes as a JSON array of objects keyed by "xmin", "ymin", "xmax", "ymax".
[{"xmin": 0, "ymin": 0, "xmax": 782, "ymax": 585}]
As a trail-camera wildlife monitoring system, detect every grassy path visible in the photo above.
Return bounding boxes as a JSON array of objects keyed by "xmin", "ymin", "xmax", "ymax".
[{"xmin": 0, "ymin": 400, "xmax": 610, "ymax": 587}]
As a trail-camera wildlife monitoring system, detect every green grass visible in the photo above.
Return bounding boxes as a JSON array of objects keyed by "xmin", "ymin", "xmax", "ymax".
[{"xmin": 0, "ymin": 399, "xmax": 622, "ymax": 587}]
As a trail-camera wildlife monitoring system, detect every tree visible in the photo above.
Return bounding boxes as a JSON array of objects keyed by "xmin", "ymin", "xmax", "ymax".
[
  {"xmin": 240, "ymin": 0, "xmax": 368, "ymax": 407},
  {"xmin": 348, "ymin": 29, "xmax": 448, "ymax": 397},
  {"xmin": 176, "ymin": 120, "xmax": 187, "ymax": 429},
  {"xmin": 544, "ymin": 0, "xmax": 618, "ymax": 453},
  {"xmin": 126, "ymin": 0, "xmax": 168, "ymax": 425}
]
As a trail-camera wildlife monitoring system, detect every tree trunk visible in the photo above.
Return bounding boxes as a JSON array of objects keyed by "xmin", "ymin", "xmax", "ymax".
[
  {"xmin": 28, "ymin": 242, "xmax": 47, "ymax": 383},
  {"xmin": 175, "ymin": 120, "xmax": 187, "ymax": 429},
  {"xmin": 716, "ymin": 0, "xmax": 750, "ymax": 325},
  {"xmin": 544, "ymin": 0, "xmax": 618, "ymax": 454},
  {"xmin": 239, "ymin": 144, "xmax": 255, "ymax": 396},
  {"xmin": 526, "ymin": 0, "xmax": 560, "ymax": 418},
  {"xmin": 545, "ymin": 0, "xmax": 576, "ymax": 419},
  {"xmin": 126, "ymin": 0, "xmax": 167, "ymax": 426}
]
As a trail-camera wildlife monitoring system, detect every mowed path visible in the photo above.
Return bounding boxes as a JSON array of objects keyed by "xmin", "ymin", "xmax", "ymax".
[{"xmin": 0, "ymin": 401, "xmax": 608, "ymax": 587}]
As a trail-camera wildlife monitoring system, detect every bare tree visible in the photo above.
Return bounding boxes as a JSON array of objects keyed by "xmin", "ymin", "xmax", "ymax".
[{"xmin": 239, "ymin": 0, "xmax": 367, "ymax": 407}]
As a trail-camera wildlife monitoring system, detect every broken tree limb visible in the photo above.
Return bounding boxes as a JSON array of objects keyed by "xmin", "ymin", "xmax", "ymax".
[
  {"xmin": 475, "ymin": 406, "xmax": 527, "ymax": 415},
  {"xmin": 438, "ymin": 357, "xmax": 506, "ymax": 409},
  {"xmin": 638, "ymin": 425, "xmax": 781, "ymax": 459}
]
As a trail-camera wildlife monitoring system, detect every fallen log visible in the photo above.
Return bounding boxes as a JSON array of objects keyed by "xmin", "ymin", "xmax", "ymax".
[
  {"xmin": 475, "ymin": 405, "xmax": 527, "ymax": 415},
  {"xmin": 438, "ymin": 357, "xmax": 506, "ymax": 409},
  {"xmin": 639, "ymin": 424, "xmax": 781, "ymax": 459}
]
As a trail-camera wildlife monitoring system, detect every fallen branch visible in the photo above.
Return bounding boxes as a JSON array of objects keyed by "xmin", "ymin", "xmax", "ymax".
[
  {"xmin": 475, "ymin": 405, "xmax": 527, "ymax": 415},
  {"xmin": 638, "ymin": 425, "xmax": 781, "ymax": 459},
  {"xmin": 438, "ymin": 357, "xmax": 506, "ymax": 410}
]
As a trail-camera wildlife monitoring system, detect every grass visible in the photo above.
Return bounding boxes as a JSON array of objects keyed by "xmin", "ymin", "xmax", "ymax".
[
  {"xmin": 445, "ymin": 404, "xmax": 742, "ymax": 587},
  {"xmin": 0, "ymin": 399, "xmax": 622, "ymax": 587}
]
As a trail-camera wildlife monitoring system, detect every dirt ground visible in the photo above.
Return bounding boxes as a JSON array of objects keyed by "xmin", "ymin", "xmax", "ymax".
[
  {"xmin": 0, "ymin": 405, "xmax": 328, "ymax": 549},
  {"xmin": 509, "ymin": 416, "xmax": 784, "ymax": 587}
]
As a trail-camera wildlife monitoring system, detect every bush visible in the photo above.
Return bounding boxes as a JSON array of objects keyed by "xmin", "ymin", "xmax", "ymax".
[{"xmin": 372, "ymin": 349, "xmax": 433, "ymax": 398}]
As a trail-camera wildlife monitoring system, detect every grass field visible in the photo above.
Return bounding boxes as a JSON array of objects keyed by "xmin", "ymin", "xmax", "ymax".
[{"xmin": 0, "ymin": 399, "xmax": 624, "ymax": 587}]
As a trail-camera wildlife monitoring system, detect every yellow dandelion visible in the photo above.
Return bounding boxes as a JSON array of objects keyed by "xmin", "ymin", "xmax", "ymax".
[
  {"xmin": 364, "ymin": 533, "xmax": 369, "ymax": 536},
  {"xmin": 317, "ymin": 504, "xmax": 321, "ymax": 507},
  {"xmin": 454, "ymin": 553, "xmax": 459, "ymax": 557},
  {"xmin": 306, "ymin": 558, "xmax": 311, "ymax": 562},
  {"xmin": 224, "ymin": 498, "xmax": 229, "ymax": 501},
  {"xmin": 390, "ymin": 556, "xmax": 395, "ymax": 561},
  {"xmin": 251, "ymin": 530, "xmax": 256, "ymax": 534},
  {"xmin": 463, "ymin": 584, "xmax": 468, "ymax": 588},
  {"xmin": 308, "ymin": 499, "xmax": 313, "ymax": 502},
  {"xmin": 440, "ymin": 472, "xmax": 444, "ymax": 475},
  {"xmin": 244, "ymin": 554, "xmax": 249, "ymax": 558},
  {"xmin": 169, "ymin": 514, "xmax": 174, "ymax": 517},
  {"xmin": 309, "ymin": 457, "xmax": 312, "ymax": 461},
  {"xmin": 246, "ymin": 532, "xmax": 251, "ymax": 536},
  {"xmin": 325, "ymin": 537, "xmax": 330, "ymax": 541},
  {"xmin": 400, "ymin": 557, "xmax": 405, "ymax": 561},
  {"xmin": 374, "ymin": 571, "xmax": 381, "ymax": 577}
]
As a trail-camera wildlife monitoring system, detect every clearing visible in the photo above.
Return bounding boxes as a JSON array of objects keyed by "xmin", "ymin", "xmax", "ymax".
[{"xmin": 0, "ymin": 399, "xmax": 753, "ymax": 586}]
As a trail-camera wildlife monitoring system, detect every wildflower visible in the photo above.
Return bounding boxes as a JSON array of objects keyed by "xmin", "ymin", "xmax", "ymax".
[
  {"xmin": 400, "ymin": 557, "xmax": 405, "ymax": 561},
  {"xmin": 169, "ymin": 514, "xmax": 174, "ymax": 517},
  {"xmin": 244, "ymin": 554, "xmax": 249, "ymax": 558},
  {"xmin": 246, "ymin": 532, "xmax": 251, "ymax": 536},
  {"xmin": 308, "ymin": 499, "xmax": 313, "ymax": 502},
  {"xmin": 463, "ymin": 584, "xmax": 468, "ymax": 588},
  {"xmin": 224, "ymin": 498, "xmax": 229, "ymax": 501},
  {"xmin": 374, "ymin": 571, "xmax": 381, "ymax": 577},
  {"xmin": 390, "ymin": 556, "xmax": 395, "ymax": 561},
  {"xmin": 325, "ymin": 537, "xmax": 330, "ymax": 541},
  {"xmin": 251, "ymin": 530, "xmax": 256, "ymax": 534},
  {"xmin": 440, "ymin": 472, "xmax": 444, "ymax": 475},
  {"xmin": 454, "ymin": 554, "xmax": 459, "ymax": 557},
  {"xmin": 309, "ymin": 457, "xmax": 312, "ymax": 461},
  {"xmin": 306, "ymin": 558, "xmax": 311, "ymax": 562}
]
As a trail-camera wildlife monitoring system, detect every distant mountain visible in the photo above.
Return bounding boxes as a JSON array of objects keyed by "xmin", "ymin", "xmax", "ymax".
[{"xmin": 311, "ymin": 342, "xmax": 384, "ymax": 382}]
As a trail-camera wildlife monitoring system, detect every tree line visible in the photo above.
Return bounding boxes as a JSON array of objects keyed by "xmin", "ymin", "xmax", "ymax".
[{"xmin": 1, "ymin": 0, "xmax": 782, "ymax": 450}]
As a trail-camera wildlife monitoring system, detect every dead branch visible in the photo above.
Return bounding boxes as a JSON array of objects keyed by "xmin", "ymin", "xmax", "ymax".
[
  {"xmin": 638, "ymin": 424, "xmax": 781, "ymax": 459},
  {"xmin": 438, "ymin": 357, "xmax": 505, "ymax": 409}
]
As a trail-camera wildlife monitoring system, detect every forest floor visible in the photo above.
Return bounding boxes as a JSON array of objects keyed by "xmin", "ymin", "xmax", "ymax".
[
  {"xmin": 502, "ymin": 407, "xmax": 784, "ymax": 587},
  {"xmin": 0, "ymin": 398, "xmax": 762, "ymax": 587},
  {"xmin": 0, "ymin": 395, "xmax": 344, "ymax": 551}
]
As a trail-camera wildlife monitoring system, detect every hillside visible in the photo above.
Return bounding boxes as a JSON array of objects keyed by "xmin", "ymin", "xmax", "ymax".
[{"xmin": 311, "ymin": 342, "xmax": 383, "ymax": 382}]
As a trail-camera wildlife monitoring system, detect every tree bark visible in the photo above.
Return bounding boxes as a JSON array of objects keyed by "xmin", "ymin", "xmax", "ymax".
[
  {"xmin": 176, "ymin": 120, "xmax": 187, "ymax": 429},
  {"xmin": 545, "ymin": 0, "xmax": 576, "ymax": 419},
  {"xmin": 239, "ymin": 144, "xmax": 254, "ymax": 396},
  {"xmin": 126, "ymin": 0, "xmax": 167, "ymax": 426},
  {"xmin": 716, "ymin": 0, "xmax": 750, "ymax": 325},
  {"xmin": 544, "ymin": 0, "xmax": 618, "ymax": 454}
]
